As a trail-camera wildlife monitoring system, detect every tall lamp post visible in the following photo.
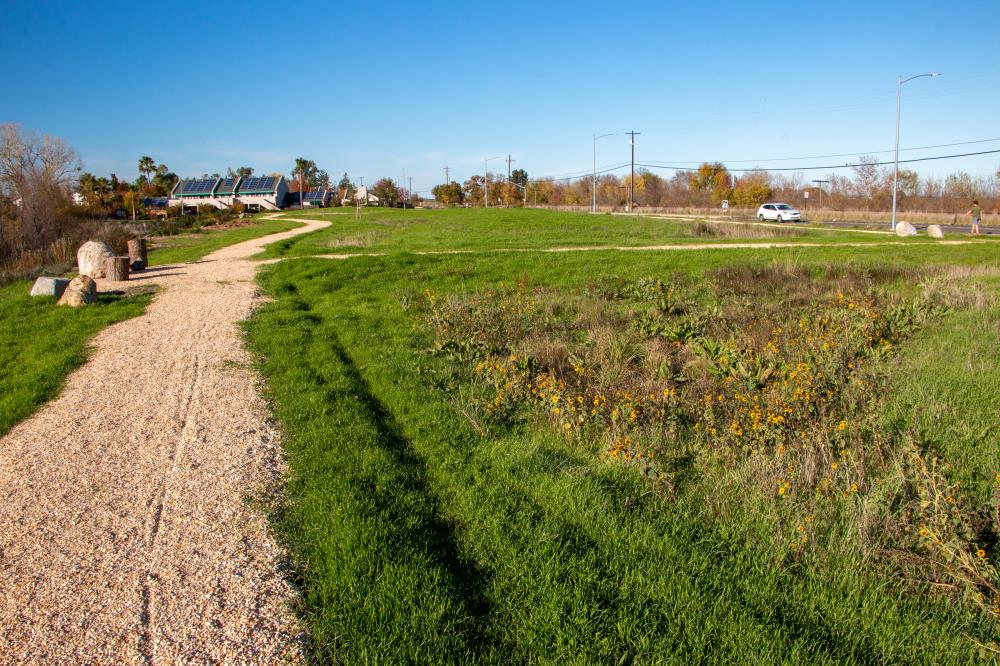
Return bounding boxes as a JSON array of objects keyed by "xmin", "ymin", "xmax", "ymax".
[
  {"xmin": 484, "ymin": 156, "xmax": 503, "ymax": 208},
  {"xmin": 592, "ymin": 132, "xmax": 618, "ymax": 213},
  {"xmin": 891, "ymin": 72, "xmax": 940, "ymax": 230}
]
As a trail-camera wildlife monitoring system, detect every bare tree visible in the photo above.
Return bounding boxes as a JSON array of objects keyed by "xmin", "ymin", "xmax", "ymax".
[
  {"xmin": 0, "ymin": 124, "xmax": 81, "ymax": 256},
  {"xmin": 850, "ymin": 155, "xmax": 885, "ymax": 209}
]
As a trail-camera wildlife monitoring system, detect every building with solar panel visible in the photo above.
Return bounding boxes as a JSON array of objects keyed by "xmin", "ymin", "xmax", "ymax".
[
  {"xmin": 236, "ymin": 175, "xmax": 289, "ymax": 211},
  {"xmin": 169, "ymin": 175, "xmax": 289, "ymax": 211},
  {"xmin": 300, "ymin": 188, "xmax": 331, "ymax": 207},
  {"xmin": 142, "ymin": 197, "xmax": 170, "ymax": 217}
]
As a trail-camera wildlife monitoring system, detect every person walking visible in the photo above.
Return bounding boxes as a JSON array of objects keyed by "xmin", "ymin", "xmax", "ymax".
[{"xmin": 965, "ymin": 199, "xmax": 983, "ymax": 235}]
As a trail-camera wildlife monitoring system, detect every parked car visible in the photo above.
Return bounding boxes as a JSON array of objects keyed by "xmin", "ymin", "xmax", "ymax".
[{"xmin": 756, "ymin": 203, "xmax": 801, "ymax": 222}]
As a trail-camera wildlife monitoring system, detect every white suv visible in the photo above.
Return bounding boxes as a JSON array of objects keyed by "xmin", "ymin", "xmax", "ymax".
[{"xmin": 756, "ymin": 203, "xmax": 801, "ymax": 222}]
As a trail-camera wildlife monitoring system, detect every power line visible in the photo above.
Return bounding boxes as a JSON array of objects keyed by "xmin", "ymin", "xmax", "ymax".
[
  {"xmin": 530, "ymin": 162, "xmax": 631, "ymax": 183},
  {"xmin": 652, "ymin": 137, "xmax": 1000, "ymax": 165},
  {"xmin": 636, "ymin": 147, "xmax": 1000, "ymax": 173}
]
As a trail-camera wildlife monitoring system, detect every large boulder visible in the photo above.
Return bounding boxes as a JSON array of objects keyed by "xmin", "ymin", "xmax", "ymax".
[
  {"xmin": 894, "ymin": 221, "xmax": 917, "ymax": 237},
  {"xmin": 927, "ymin": 224, "xmax": 945, "ymax": 239},
  {"xmin": 77, "ymin": 241, "xmax": 115, "ymax": 278},
  {"xmin": 30, "ymin": 276, "xmax": 71, "ymax": 298},
  {"xmin": 57, "ymin": 275, "xmax": 97, "ymax": 307}
]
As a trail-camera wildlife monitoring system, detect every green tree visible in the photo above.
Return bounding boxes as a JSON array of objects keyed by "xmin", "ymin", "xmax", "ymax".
[
  {"xmin": 510, "ymin": 168, "xmax": 529, "ymax": 187},
  {"xmin": 291, "ymin": 158, "xmax": 320, "ymax": 189},
  {"xmin": 227, "ymin": 166, "xmax": 254, "ymax": 178},
  {"xmin": 137, "ymin": 156, "xmax": 156, "ymax": 183},
  {"xmin": 151, "ymin": 169, "xmax": 178, "ymax": 196}
]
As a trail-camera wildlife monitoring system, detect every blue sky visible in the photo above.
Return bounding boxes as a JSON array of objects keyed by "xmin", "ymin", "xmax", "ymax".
[{"xmin": 3, "ymin": 0, "xmax": 999, "ymax": 195}]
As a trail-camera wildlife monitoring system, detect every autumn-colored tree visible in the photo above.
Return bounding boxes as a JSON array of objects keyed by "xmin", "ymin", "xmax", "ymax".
[
  {"xmin": 432, "ymin": 181, "xmax": 463, "ymax": 204},
  {"xmin": 690, "ymin": 162, "xmax": 733, "ymax": 203},
  {"xmin": 462, "ymin": 175, "xmax": 485, "ymax": 206},
  {"xmin": 731, "ymin": 172, "xmax": 772, "ymax": 208},
  {"xmin": 371, "ymin": 177, "xmax": 399, "ymax": 207}
]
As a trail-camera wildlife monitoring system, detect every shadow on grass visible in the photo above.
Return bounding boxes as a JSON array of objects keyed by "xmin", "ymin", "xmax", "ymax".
[
  {"xmin": 258, "ymin": 289, "xmax": 499, "ymax": 659},
  {"xmin": 325, "ymin": 331, "xmax": 494, "ymax": 636}
]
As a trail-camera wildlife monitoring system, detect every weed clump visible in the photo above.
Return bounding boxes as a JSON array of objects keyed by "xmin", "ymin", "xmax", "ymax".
[{"xmin": 419, "ymin": 264, "xmax": 999, "ymax": 621}]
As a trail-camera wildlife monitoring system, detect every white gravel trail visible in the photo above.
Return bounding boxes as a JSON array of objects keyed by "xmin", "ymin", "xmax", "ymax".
[{"xmin": 0, "ymin": 217, "xmax": 328, "ymax": 664}]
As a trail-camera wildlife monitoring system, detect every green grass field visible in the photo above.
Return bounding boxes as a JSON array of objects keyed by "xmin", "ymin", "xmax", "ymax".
[
  {"xmin": 245, "ymin": 208, "xmax": 1000, "ymax": 663},
  {"xmin": 259, "ymin": 207, "xmax": 932, "ymax": 259}
]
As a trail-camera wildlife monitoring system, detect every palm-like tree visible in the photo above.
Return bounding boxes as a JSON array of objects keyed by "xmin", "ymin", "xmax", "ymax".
[{"xmin": 137, "ymin": 156, "xmax": 156, "ymax": 183}]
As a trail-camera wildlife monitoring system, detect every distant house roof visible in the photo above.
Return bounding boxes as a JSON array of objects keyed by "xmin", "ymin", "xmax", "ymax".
[{"xmin": 215, "ymin": 177, "xmax": 240, "ymax": 195}]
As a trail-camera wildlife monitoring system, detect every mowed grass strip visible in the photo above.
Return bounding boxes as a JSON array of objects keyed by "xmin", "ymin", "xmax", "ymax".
[
  {"xmin": 260, "ymin": 207, "xmax": 915, "ymax": 258},
  {"xmin": 0, "ymin": 282, "xmax": 152, "ymax": 438},
  {"xmin": 247, "ymin": 243, "xmax": 999, "ymax": 663}
]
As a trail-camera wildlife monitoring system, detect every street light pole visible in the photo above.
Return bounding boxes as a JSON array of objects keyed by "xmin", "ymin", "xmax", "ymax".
[
  {"xmin": 891, "ymin": 72, "xmax": 940, "ymax": 230},
  {"xmin": 592, "ymin": 132, "xmax": 617, "ymax": 213}
]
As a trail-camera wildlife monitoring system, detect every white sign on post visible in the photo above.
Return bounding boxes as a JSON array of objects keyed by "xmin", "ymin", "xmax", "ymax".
[
  {"xmin": 721, "ymin": 199, "xmax": 729, "ymax": 210},
  {"xmin": 804, "ymin": 191, "xmax": 810, "ymax": 199}
]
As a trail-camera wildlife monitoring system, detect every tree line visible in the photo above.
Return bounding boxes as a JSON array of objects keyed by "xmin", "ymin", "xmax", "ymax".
[{"xmin": 432, "ymin": 160, "xmax": 999, "ymax": 213}]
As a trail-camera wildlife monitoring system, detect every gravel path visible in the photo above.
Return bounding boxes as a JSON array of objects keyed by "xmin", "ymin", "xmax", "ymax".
[{"xmin": 0, "ymin": 217, "xmax": 328, "ymax": 664}]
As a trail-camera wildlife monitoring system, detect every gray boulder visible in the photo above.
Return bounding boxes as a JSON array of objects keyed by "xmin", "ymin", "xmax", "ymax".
[
  {"xmin": 30, "ymin": 277, "xmax": 71, "ymax": 298},
  {"xmin": 57, "ymin": 275, "xmax": 97, "ymax": 307},
  {"xmin": 894, "ymin": 221, "xmax": 917, "ymax": 237},
  {"xmin": 927, "ymin": 224, "xmax": 945, "ymax": 239},
  {"xmin": 77, "ymin": 241, "xmax": 115, "ymax": 278}
]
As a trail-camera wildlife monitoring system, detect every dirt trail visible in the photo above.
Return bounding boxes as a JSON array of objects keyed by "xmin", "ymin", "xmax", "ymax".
[
  {"xmin": 0, "ymin": 217, "xmax": 328, "ymax": 664},
  {"xmin": 278, "ymin": 238, "xmax": 979, "ymax": 262}
]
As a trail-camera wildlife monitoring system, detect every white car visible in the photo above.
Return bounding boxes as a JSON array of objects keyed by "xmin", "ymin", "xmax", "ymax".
[{"xmin": 756, "ymin": 203, "xmax": 801, "ymax": 222}]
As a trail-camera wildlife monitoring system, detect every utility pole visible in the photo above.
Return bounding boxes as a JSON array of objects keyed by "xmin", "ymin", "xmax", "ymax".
[
  {"xmin": 811, "ymin": 179, "xmax": 829, "ymax": 209},
  {"xmin": 444, "ymin": 166, "xmax": 449, "ymax": 184},
  {"xmin": 408, "ymin": 176, "xmax": 412, "ymax": 208},
  {"xmin": 506, "ymin": 154, "xmax": 515, "ymax": 181},
  {"xmin": 626, "ymin": 131, "xmax": 640, "ymax": 212}
]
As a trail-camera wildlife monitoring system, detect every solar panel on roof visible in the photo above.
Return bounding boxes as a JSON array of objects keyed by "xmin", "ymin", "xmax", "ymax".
[
  {"xmin": 239, "ymin": 176, "xmax": 277, "ymax": 192},
  {"xmin": 180, "ymin": 178, "xmax": 217, "ymax": 195},
  {"xmin": 303, "ymin": 190, "xmax": 325, "ymax": 201},
  {"xmin": 216, "ymin": 178, "xmax": 237, "ymax": 193}
]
